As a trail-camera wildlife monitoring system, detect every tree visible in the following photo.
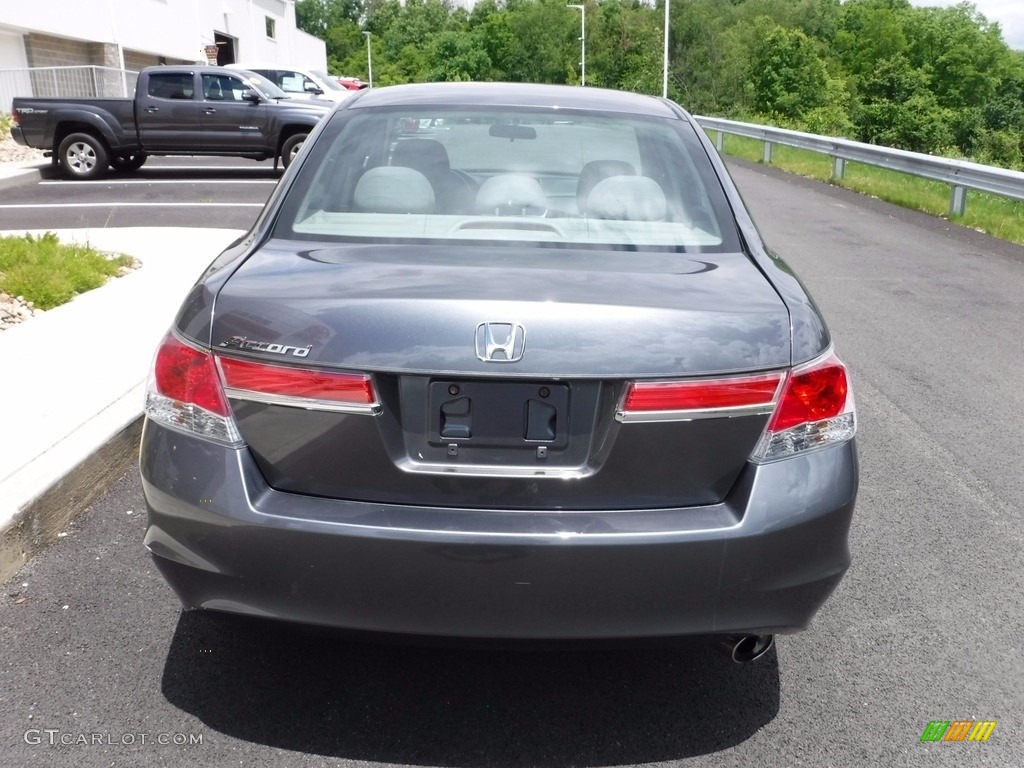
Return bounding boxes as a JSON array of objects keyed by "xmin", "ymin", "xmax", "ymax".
[
  {"xmin": 747, "ymin": 22, "xmax": 828, "ymax": 120},
  {"xmin": 856, "ymin": 55, "xmax": 953, "ymax": 152},
  {"xmin": 295, "ymin": 0, "xmax": 362, "ymax": 37},
  {"xmin": 428, "ymin": 31, "xmax": 493, "ymax": 81}
]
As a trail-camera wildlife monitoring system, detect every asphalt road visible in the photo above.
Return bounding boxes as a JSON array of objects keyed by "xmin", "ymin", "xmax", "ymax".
[
  {"xmin": 0, "ymin": 156, "xmax": 273, "ymax": 230},
  {"xmin": 1, "ymin": 160, "xmax": 1022, "ymax": 767}
]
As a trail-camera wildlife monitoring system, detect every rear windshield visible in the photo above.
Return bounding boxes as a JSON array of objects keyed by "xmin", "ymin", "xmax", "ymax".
[{"xmin": 274, "ymin": 105, "xmax": 741, "ymax": 252}]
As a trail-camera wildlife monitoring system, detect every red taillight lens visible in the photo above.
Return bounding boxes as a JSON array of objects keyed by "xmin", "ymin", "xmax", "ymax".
[
  {"xmin": 11, "ymin": 109, "xmax": 20, "ymax": 126},
  {"xmin": 621, "ymin": 373, "xmax": 783, "ymax": 415},
  {"xmin": 217, "ymin": 357, "xmax": 376, "ymax": 405},
  {"xmin": 153, "ymin": 333, "xmax": 230, "ymax": 416},
  {"xmin": 768, "ymin": 355, "xmax": 850, "ymax": 432},
  {"xmin": 752, "ymin": 350, "xmax": 856, "ymax": 462}
]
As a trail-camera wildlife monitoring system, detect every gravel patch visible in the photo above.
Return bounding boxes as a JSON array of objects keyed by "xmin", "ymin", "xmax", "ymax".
[
  {"xmin": 0, "ymin": 132, "xmax": 46, "ymax": 164},
  {"xmin": 0, "ymin": 292, "xmax": 41, "ymax": 330}
]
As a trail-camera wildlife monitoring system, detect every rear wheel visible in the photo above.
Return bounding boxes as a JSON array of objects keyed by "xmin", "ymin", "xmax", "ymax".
[
  {"xmin": 280, "ymin": 133, "xmax": 307, "ymax": 169},
  {"xmin": 58, "ymin": 132, "xmax": 109, "ymax": 180},
  {"xmin": 110, "ymin": 153, "xmax": 147, "ymax": 172}
]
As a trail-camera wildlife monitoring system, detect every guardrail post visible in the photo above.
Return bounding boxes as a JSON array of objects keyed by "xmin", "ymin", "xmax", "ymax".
[
  {"xmin": 946, "ymin": 187, "xmax": 962, "ymax": 218},
  {"xmin": 762, "ymin": 141, "xmax": 773, "ymax": 164},
  {"xmin": 832, "ymin": 157, "xmax": 846, "ymax": 180},
  {"xmin": 716, "ymin": 131, "xmax": 724, "ymax": 152},
  {"xmin": 949, "ymin": 185, "xmax": 967, "ymax": 217}
]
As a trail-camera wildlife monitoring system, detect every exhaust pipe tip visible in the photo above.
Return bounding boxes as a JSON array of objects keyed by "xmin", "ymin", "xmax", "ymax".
[{"xmin": 719, "ymin": 633, "xmax": 774, "ymax": 663}]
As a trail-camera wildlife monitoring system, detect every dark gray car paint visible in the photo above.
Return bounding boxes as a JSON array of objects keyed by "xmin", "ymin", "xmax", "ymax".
[
  {"xmin": 209, "ymin": 243, "xmax": 790, "ymax": 377},
  {"xmin": 141, "ymin": 421, "xmax": 856, "ymax": 638}
]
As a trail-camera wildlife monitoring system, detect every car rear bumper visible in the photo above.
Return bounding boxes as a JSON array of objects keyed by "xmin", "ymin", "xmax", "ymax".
[
  {"xmin": 10, "ymin": 125, "xmax": 30, "ymax": 148},
  {"xmin": 141, "ymin": 420, "xmax": 857, "ymax": 640}
]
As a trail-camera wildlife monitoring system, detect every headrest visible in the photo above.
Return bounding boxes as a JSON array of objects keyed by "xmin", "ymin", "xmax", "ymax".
[
  {"xmin": 476, "ymin": 174, "xmax": 547, "ymax": 214},
  {"xmin": 584, "ymin": 176, "xmax": 667, "ymax": 221},
  {"xmin": 392, "ymin": 139, "xmax": 451, "ymax": 175},
  {"xmin": 353, "ymin": 167, "xmax": 435, "ymax": 214},
  {"xmin": 576, "ymin": 160, "xmax": 636, "ymax": 211}
]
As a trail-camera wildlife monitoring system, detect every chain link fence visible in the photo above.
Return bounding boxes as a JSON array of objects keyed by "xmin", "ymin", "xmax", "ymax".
[{"xmin": 1, "ymin": 66, "xmax": 139, "ymax": 113}]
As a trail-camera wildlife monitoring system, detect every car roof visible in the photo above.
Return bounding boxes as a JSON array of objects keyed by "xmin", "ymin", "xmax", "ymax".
[
  {"xmin": 348, "ymin": 82, "xmax": 681, "ymax": 119},
  {"xmin": 227, "ymin": 63, "xmax": 324, "ymax": 73}
]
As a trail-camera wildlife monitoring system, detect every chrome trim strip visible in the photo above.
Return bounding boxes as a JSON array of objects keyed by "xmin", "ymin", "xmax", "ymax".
[
  {"xmin": 395, "ymin": 458, "xmax": 591, "ymax": 479},
  {"xmin": 614, "ymin": 403, "xmax": 775, "ymax": 423},
  {"xmin": 223, "ymin": 387, "xmax": 382, "ymax": 415}
]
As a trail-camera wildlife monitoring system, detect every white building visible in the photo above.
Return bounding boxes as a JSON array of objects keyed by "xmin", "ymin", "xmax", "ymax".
[{"xmin": 0, "ymin": 0, "xmax": 327, "ymax": 111}]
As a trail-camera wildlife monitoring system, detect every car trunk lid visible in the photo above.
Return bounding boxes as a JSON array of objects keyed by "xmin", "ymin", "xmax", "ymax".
[{"xmin": 209, "ymin": 240, "xmax": 790, "ymax": 509}]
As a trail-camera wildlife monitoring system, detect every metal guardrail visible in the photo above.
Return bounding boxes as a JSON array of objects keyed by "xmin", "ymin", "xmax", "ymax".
[
  {"xmin": 694, "ymin": 115, "xmax": 1024, "ymax": 216},
  {"xmin": 0, "ymin": 66, "xmax": 138, "ymax": 114}
]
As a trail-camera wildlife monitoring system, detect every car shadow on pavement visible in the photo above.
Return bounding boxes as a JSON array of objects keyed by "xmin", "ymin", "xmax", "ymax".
[{"xmin": 161, "ymin": 611, "xmax": 780, "ymax": 765}]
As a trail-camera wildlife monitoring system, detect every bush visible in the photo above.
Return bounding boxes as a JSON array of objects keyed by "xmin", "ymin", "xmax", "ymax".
[
  {"xmin": 972, "ymin": 129, "xmax": 1023, "ymax": 170},
  {"xmin": 856, "ymin": 95, "xmax": 954, "ymax": 154},
  {"xmin": 802, "ymin": 105, "xmax": 855, "ymax": 138}
]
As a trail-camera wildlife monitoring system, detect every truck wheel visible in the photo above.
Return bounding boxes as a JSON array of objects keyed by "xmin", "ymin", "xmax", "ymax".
[
  {"xmin": 280, "ymin": 133, "xmax": 307, "ymax": 169},
  {"xmin": 110, "ymin": 153, "xmax": 147, "ymax": 172},
  {"xmin": 58, "ymin": 133, "xmax": 109, "ymax": 180}
]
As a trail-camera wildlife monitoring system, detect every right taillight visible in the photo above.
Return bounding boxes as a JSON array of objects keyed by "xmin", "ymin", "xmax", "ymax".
[{"xmin": 751, "ymin": 349, "xmax": 856, "ymax": 462}]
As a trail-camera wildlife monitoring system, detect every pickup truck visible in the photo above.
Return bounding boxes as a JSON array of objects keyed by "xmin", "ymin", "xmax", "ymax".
[{"xmin": 10, "ymin": 65, "xmax": 334, "ymax": 180}]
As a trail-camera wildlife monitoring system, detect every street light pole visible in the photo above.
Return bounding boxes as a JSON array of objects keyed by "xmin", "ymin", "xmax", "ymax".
[
  {"xmin": 662, "ymin": 0, "xmax": 669, "ymax": 98},
  {"xmin": 568, "ymin": 5, "xmax": 585, "ymax": 87},
  {"xmin": 363, "ymin": 31, "xmax": 373, "ymax": 88}
]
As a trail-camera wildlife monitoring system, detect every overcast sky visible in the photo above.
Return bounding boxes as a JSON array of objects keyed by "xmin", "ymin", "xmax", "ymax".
[{"xmin": 908, "ymin": 1, "xmax": 1024, "ymax": 50}]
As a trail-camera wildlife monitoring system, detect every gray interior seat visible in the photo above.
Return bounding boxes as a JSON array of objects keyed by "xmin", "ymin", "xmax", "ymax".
[
  {"xmin": 476, "ymin": 174, "xmax": 547, "ymax": 215},
  {"xmin": 584, "ymin": 176, "xmax": 667, "ymax": 221},
  {"xmin": 353, "ymin": 167, "xmax": 435, "ymax": 214}
]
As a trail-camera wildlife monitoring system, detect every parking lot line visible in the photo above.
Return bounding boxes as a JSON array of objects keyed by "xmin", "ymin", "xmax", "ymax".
[
  {"xmin": 40, "ymin": 179, "xmax": 279, "ymax": 186},
  {"xmin": 0, "ymin": 202, "xmax": 264, "ymax": 208}
]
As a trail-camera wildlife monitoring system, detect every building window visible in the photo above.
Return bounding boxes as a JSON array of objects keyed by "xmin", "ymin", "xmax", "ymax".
[{"xmin": 265, "ymin": 16, "xmax": 276, "ymax": 39}]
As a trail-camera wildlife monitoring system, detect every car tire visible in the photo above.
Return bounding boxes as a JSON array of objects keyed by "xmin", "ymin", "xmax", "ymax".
[
  {"xmin": 58, "ymin": 132, "xmax": 109, "ymax": 180},
  {"xmin": 110, "ymin": 153, "xmax": 148, "ymax": 172},
  {"xmin": 280, "ymin": 133, "xmax": 307, "ymax": 169}
]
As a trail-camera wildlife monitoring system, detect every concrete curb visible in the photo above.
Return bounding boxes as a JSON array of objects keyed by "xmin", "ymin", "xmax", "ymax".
[
  {"xmin": 0, "ymin": 227, "xmax": 245, "ymax": 584},
  {"xmin": 0, "ymin": 418, "xmax": 142, "ymax": 584}
]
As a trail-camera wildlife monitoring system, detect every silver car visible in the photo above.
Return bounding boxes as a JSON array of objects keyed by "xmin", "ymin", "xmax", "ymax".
[{"xmin": 141, "ymin": 83, "xmax": 857, "ymax": 662}]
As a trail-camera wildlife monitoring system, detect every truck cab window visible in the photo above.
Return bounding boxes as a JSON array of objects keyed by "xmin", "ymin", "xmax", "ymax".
[{"xmin": 148, "ymin": 73, "xmax": 194, "ymax": 100}]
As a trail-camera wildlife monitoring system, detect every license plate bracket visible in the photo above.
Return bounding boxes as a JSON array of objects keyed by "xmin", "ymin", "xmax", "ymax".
[{"xmin": 428, "ymin": 380, "xmax": 570, "ymax": 448}]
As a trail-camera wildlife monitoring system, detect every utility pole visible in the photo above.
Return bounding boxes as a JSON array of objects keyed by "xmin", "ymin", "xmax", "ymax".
[
  {"xmin": 363, "ymin": 31, "xmax": 373, "ymax": 88},
  {"xmin": 662, "ymin": 0, "xmax": 670, "ymax": 99},
  {"xmin": 568, "ymin": 5, "xmax": 585, "ymax": 87}
]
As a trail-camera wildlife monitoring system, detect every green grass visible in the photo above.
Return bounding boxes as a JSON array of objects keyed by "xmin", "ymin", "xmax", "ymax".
[
  {"xmin": 713, "ymin": 133, "xmax": 1024, "ymax": 246},
  {"xmin": 0, "ymin": 232, "xmax": 136, "ymax": 310}
]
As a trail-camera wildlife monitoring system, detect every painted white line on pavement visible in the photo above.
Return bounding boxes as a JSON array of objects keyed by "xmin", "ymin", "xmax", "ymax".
[
  {"xmin": 0, "ymin": 202, "xmax": 264, "ymax": 208},
  {"xmin": 41, "ymin": 179, "xmax": 278, "ymax": 185}
]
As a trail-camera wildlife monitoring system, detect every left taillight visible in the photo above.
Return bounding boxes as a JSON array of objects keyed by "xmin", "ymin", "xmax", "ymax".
[
  {"xmin": 11, "ymin": 109, "xmax": 20, "ymax": 127},
  {"xmin": 145, "ymin": 332, "xmax": 242, "ymax": 446}
]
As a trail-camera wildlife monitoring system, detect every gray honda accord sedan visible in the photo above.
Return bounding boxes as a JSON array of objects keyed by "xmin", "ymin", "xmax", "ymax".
[{"xmin": 141, "ymin": 82, "xmax": 857, "ymax": 661}]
